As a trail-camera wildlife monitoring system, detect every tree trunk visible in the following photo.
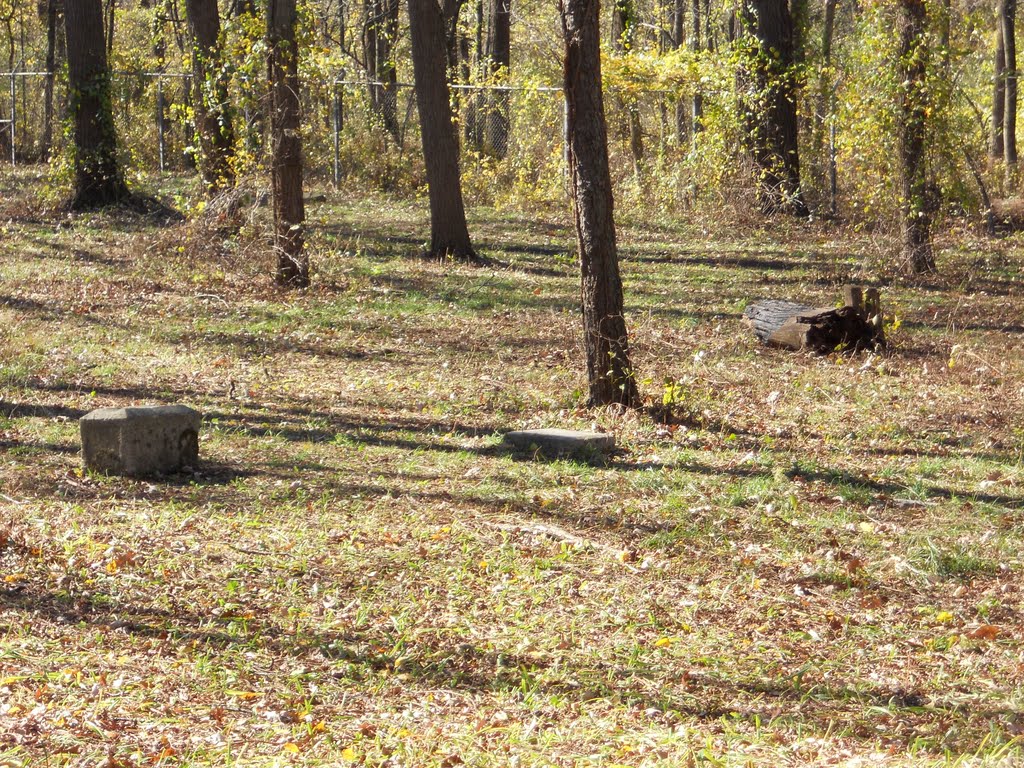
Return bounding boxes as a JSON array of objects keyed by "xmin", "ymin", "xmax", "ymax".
[
  {"xmin": 363, "ymin": 0, "xmax": 400, "ymax": 139},
  {"xmin": 609, "ymin": 0, "xmax": 644, "ymax": 177},
  {"xmin": 42, "ymin": 0, "xmax": 59, "ymax": 160},
  {"xmin": 560, "ymin": 0, "xmax": 640, "ymax": 409},
  {"xmin": 812, "ymin": 0, "xmax": 835, "ymax": 179},
  {"xmin": 433, "ymin": 0, "xmax": 466, "ymax": 146},
  {"xmin": 64, "ymin": 0, "xmax": 128, "ymax": 209},
  {"xmin": 339, "ymin": 0, "xmax": 347, "ymax": 47},
  {"xmin": 703, "ymin": 0, "xmax": 713, "ymax": 49},
  {"xmin": 742, "ymin": 0, "xmax": 808, "ymax": 215},
  {"xmin": 484, "ymin": 0, "xmax": 510, "ymax": 158},
  {"xmin": 409, "ymin": 0, "xmax": 477, "ymax": 260},
  {"xmin": 441, "ymin": 0, "xmax": 466, "ymax": 71},
  {"xmin": 611, "ymin": 0, "xmax": 631, "ymax": 47},
  {"xmin": 185, "ymin": 0, "xmax": 236, "ymax": 193},
  {"xmin": 939, "ymin": 0, "xmax": 951, "ymax": 72},
  {"xmin": 993, "ymin": 13, "xmax": 1006, "ymax": 160},
  {"xmin": 1001, "ymin": 0, "xmax": 1018, "ymax": 176},
  {"xmin": 230, "ymin": 0, "xmax": 265, "ymax": 158},
  {"xmin": 268, "ymin": 0, "xmax": 308, "ymax": 286},
  {"xmin": 463, "ymin": 0, "xmax": 486, "ymax": 149},
  {"xmin": 691, "ymin": 0, "xmax": 703, "ymax": 134},
  {"xmin": 896, "ymin": 0, "xmax": 935, "ymax": 273},
  {"xmin": 673, "ymin": 0, "xmax": 688, "ymax": 143},
  {"xmin": 105, "ymin": 0, "xmax": 115, "ymax": 55}
]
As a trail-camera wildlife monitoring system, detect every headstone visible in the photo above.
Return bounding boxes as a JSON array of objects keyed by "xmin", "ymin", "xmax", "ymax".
[
  {"xmin": 503, "ymin": 428, "xmax": 615, "ymax": 459},
  {"xmin": 80, "ymin": 405, "xmax": 202, "ymax": 477}
]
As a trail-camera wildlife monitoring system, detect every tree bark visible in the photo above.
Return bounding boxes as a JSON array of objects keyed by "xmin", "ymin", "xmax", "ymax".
[
  {"xmin": 896, "ymin": 0, "xmax": 935, "ymax": 273},
  {"xmin": 64, "ymin": 0, "xmax": 128, "ymax": 209},
  {"xmin": 993, "ymin": 12, "xmax": 1006, "ymax": 160},
  {"xmin": 268, "ymin": 0, "xmax": 308, "ymax": 286},
  {"xmin": 1001, "ymin": 0, "xmax": 1018, "ymax": 175},
  {"xmin": 741, "ymin": 0, "xmax": 808, "ymax": 215},
  {"xmin": 185, "ymin": 0, "xmax": 236, "ymax": 193},
  {"xmin": 560, "ymin": 0, "xmax": 640, "ymax": 409}
]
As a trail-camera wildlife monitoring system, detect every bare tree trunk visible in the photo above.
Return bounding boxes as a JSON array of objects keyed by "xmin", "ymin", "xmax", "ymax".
[
  {"xmin": 691, "ymin": 0, "xmax": 703, "ymax": 134},
  {"xmin": 811, "ymin": 0, "xmax": 836, "ymax": 200},
  {"xmin": 609, "ymin": 0, "xmax": 644, "ymax": 177},
  {"xmin": 673, "ymin": 0, "xmax": 688, "ymax": 144},
  {"xmin": 993, "ymin": 12, "xmax": 1006, "ymax": 160},
  {"xmin": 560, "ymin": 0, "xmax": 640, "ymax": 409},
  {"xmin": 441, "ymin": 0, "xmax": 466, "ymax": 70},
  {"xmin": 741, "ymin": 0, "xmax": 808, "ymax": 215},
  {"xmin": 703, "ymin": 0, "xmax": 713, "ymax": 49},
  {"xmin": 363, "ymin": 0, "xmax": 400, "ymax": 139},
  {"xmin": 185, "ymin": 0, "xmax": 236, "ymax": 193},
  {"xmin": 64, "ymin": 0, "xmax": 128, "ymax": 209},
  {"xmin": 463, "ymin": 0, "xmax": 485, "ymax": 149},
  {"xmin": 484, "ymin": 0, "xmax": 510, "ymax": 157},
  {"xmin": 42, "ymin": 0, "xmax": 60, "ymax": 160},
  {"xmin": 896, "ymin": 0, "xmax": 935, "ymax": 273},
  {"xmin": 230, "ymin": 0, "xmax": 265, "ymax": 159},
  {"xmin": 268, "ymin": 0, "xmax": 308, "ymax": 286},
  {"xmin": 409, "ymin": 0, "xmax": 477, "ymax": 260},
  {"xmin": 1001, "ymin": 0, "xmax": 1018, "ymax": 176},
  {"xmin": 939, "ymin": 0, "xmax": 951, "ymax": 72},
  {"xmin": 434, "ymin": 0, "xmax": 467, "ymax": 143},
  {"xmin": 105, "ymin": 0, "xmax": 115, "ymax": 55},
  {"xmin": 611, "ymin": 0, "xmax": 630, "ymax": 46}
]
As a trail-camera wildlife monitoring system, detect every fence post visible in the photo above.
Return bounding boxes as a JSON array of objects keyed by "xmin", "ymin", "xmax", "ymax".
[
  {"xmin": 9, "ymin": 73, "xmax": 15, "ymax": 165},
  {"xmin": 156, "ymin": 77, "xmax": 166, "ymax": 173},
  {"xmin": 333, "ymin": 79, "xmax": 341, "ymax": 187}
]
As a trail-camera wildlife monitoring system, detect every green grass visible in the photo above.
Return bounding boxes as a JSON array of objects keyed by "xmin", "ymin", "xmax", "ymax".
[{"xmin": 1, "ymin": 167, "xmax": 1024, "ymax": 765}]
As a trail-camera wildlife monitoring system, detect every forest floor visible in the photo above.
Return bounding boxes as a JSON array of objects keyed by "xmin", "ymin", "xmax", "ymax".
[{"xmin": 1, "ymin": 167, "xmax": 1024, "ymax": 767}]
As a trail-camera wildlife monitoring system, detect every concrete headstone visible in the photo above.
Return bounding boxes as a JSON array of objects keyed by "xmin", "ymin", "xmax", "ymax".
[
  {"xmin": 503, "ymin": 428, "xmax": 615, "ymax": 459},
  {"xmin": 80, "ymin": 405, "xmax": 202, "ymax": 476}
]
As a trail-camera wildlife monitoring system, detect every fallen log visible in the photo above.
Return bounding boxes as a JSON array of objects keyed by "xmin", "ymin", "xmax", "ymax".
[{"xmin": 744, "ymin": 285, "xmax": 885, "ymax": 353}]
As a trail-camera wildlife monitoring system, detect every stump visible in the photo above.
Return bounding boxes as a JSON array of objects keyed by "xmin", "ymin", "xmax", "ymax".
[{"xmin": 743, "ymin": 285, "xmax": 884, "ymax": 353}]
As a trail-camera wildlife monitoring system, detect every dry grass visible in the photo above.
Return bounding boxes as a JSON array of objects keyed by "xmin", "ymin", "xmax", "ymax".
[{"xmin": 1, "ymin": 167, "xmax": 1024, "ymax": 767}]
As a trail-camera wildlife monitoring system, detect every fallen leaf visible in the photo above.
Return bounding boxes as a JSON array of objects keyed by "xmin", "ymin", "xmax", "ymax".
[
  {"xmin": 965, "ymin": 624, "xmax": 1000, "ymax": 641},
  {"xmin": 225, "ymin": 690, "xmax": 262, "ymax": 700}
]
